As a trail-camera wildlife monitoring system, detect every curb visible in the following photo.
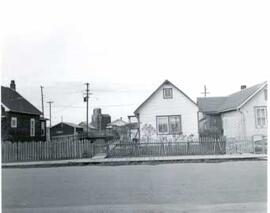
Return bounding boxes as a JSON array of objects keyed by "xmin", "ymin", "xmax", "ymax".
[{"xmin": 2, "ymin": 155, "xmax": 267, "ymax": 168}]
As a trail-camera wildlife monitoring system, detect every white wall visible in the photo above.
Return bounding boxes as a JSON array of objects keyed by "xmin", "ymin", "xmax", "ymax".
[
  {"xmin": 222, "ymin": 87, "xmax": 267, "ymax": 140},
  {"xmin": 240, "ymin": 88, "xmax": 267, "ymax": 139},
  {"xmin": 137, "ymin": 84, "xmax": 199, "ymax": 141}
]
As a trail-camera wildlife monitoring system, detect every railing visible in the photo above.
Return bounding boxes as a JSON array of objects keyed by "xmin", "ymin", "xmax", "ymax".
[{"xmin": 108, "ymin": 141, "xmax": 226, "ymax": 158}]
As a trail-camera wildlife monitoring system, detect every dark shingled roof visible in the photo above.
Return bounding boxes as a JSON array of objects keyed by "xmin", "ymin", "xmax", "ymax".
[
  {"xmin": 1, "ymin": 86, "xmax": 42, "ymax": 115},
  {"xmin": 197, "ymin": 97, "xmax": 227, "ymax": 113},
  {"xmin": 51, "ymin": 122, "xmax": 83, "ymax": 129},
  {"xmin": 197, "ymin": 82, "xmax": 267, "ymax": 113}
]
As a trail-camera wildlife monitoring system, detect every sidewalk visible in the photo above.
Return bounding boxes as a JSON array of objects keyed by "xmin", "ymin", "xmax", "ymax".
[{"xmin": 2, "ymin": 154, "xmax": 267, "ymax": 168}]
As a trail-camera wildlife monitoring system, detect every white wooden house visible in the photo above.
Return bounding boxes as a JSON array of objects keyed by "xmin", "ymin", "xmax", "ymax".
[
  {"xmin": 198, "ymin": 82, "xmax": 268, "ymax": 141},
  {"xmin": 134, "ymin": 80, "xmax": 199, "ymax": 142}
]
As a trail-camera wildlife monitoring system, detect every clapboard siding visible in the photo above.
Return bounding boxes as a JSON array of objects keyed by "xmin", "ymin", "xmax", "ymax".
[
  {"xmin": 137, "ymin": 82, "xmax": 198, "ymax": 141},
  {"xmin": 222, "ymin": 88, "xmax": 267, "ymax": 140}
]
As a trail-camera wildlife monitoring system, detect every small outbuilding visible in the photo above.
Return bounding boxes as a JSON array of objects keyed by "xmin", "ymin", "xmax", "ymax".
[{"xmin": 50, "ymin": 122, "xmax": 83, "ymax": 138}]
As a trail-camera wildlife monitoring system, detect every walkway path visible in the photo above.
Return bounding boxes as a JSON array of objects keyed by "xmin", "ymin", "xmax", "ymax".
[{"xmin": 2, "ymin": 154, "xmax": 267, "ymax": 168}]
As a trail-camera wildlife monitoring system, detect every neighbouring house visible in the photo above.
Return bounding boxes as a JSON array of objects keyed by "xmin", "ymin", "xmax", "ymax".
[
  {"xmin": 107, "ymin": 117, "xmax": 128, "ymax": 128},
  {"xmin": 50, "ymin": 122, "xmax": 83, "ymax": 138},
  {"xmin": 197, "ymin": 82, "xmax": 268, "ymax": 141},
  {"xmin": 78, "ymin": 121, "xmax": 97, "ymax": 132},
  {"xmin": 107, "ymin": 117, "xmax": 129, "ymax": 141},
  {"xmin": 1, "ymin": 80, "xmax": 47, "ymax": 141},
  {"xmin": 134, "ymin": 80, "xmax": 199, "ymax": 142}
]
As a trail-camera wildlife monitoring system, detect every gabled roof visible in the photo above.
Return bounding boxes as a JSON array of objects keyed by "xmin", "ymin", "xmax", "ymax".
[
  {"xmin": 197, "ymin": 81, "xmax": 267, "ymax": 113},
  {"xmin": 108, "ymin": 118, "xmax": 128, "ymax": 127},
  {"xmin": 63, "ymin": 122, "xmax": 83, "ymax": 128},
  {"xmin": 1, "ymin": 86, "xmax": 42, "ymax": 115},
  {"xmin": 78, "ymin": 122, "xmax": 96, "ymax": 129},
  {"xmin": 134, "ymin": 80, "xmax": 197, "ymax": 114}
]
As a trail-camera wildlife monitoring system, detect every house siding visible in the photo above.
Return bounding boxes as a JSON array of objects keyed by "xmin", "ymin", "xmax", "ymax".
[
  {"xmin": 137, "ymin": 84, "xmax": 198, "ymax": 141},
  {"xmin": 222, "ymin": 88, "xmax": 267, "ymax": 140},
  {"xmin": 1, "ymin": 111, "xmax": 46, "ymax": 141},
  {"xmin": 50, "ymin": 123, "xmax": 83, "ymax": 138}
]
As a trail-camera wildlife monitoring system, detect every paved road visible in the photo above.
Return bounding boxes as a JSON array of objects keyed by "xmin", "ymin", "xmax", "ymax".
[{"xmin": 2, "ymin": 161, "xmax": 267, "ymax": 212}]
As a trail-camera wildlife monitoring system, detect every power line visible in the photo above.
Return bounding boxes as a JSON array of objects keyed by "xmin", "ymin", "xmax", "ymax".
[
  {"xmin": 201, "ymin": 85, "xmax": 210, "ymax": 97},
  {"xmin": 40, "ymin": 86, "xmax": 44, "ymax": 117},
  {"xmin": 84, "ymin": 83, "xmax": 90, "ymax": 136},
  {"xmin": 47, "ymin": 101, "xmax": 54, "ymax": 128}
]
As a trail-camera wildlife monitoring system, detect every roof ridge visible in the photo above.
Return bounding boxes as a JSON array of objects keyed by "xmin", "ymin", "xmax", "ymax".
[{"xmin": 134, "ymin": 80, "xmax": 197, "ymax": 114}]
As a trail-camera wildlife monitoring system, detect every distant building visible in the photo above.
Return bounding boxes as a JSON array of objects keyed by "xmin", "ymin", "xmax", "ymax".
[
  {"xmin": 107, "ymin": 117, "xmax": 128, "ymax": 128},
  {"xmin": 1, "ymin": 80, "xmax": 47, "ymax": 141},
  {"xmin": 78, "ymin": 121, "xmax": 97, "ymax": 132},
  {"xmin": 50, "ymin": 122, "xmax": 83, "ymax": 138},
  {"xmin": 107, "ymin": 117, "xmax": 129, "ymax": 141},
  {"xmin": 134, "ymin": 80, "xmax": 199, "ymax": 142},
  {"xmin": 197, "ymin": 82, "xmax": 268, "ymax": 141},
  {"xmin": 91, "ymin": 108, "xmax": 111, "ymax": 130}
]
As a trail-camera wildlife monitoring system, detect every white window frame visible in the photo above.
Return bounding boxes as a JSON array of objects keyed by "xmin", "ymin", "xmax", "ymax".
[
  {"xmin": 157, "ymin": 115, "xmax": 182, "ymax": 135},
  {"xmin": 163, "ymin": 88, "xmax": 173, "ymax": 99},
  {"xmin": 30, "ymin": 118, "xmax": 35, "ymax": 137},
  {"xmin": 11, "ymin": 117, "xmax": 17, "ymax": 128},
  {"xmin": 255, "ymin": 106, "xmax": 267, "ymax": 128},
  {"xmin": 169, "ymin": 115, "xmax": 182, "ymax": 134},
  {"xmin": 157, "ymin": 116, "xmax": 169, "ymax": 134}
]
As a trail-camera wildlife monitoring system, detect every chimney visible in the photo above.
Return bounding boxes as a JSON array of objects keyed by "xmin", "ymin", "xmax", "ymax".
[
  {"xmin": 10, "ymin": 80, "xmax": 16, "ymax": 90},
  {"xmin": 241, "ymin": 85, "xmax": 246, "ymax": 90}
]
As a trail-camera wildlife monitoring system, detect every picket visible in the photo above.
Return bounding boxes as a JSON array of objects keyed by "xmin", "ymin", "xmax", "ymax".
[
  {"xmin": 2, "ymin": 137, "xmax": 229, "ymax": 162},
  {"xmin": 1, "ymin": 138, "xmax": 95, "ymax": 163},
  {"xmin": 108, "ymin": 140, "xmax": 226, "ymax": 158}
]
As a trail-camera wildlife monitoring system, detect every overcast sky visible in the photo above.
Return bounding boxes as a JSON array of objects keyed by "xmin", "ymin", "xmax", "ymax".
[{"xmin": 1, "ymin": 0, "xmax": 269, "ymax": 125}]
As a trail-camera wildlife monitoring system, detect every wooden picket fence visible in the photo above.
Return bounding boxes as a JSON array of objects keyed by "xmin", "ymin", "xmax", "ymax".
[
  {"xmin": 2, "ymin": 139, "xmax": 94, "ymax": 163},
  {"xmin": 226, "ymin": 138, "xmax": 267, "ymax": 154},
  {"xmin": 108, "ymin": 141, "xmax": 226, "ymax": 158}
]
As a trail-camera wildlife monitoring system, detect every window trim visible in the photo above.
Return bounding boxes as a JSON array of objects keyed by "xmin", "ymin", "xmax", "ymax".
[
  {"xmin": 30, "ymin": 118, "xmax": 35, "ymax": 137},
  {"xmin": 11, "ymin": 117, "xmax": 17, "ymax": 128},
  {"xmin": 156, "ymin": 116, "xmax": 169, "ymax": 134},
  {"xmin": 254, "ymin": 106, "xmax": 267, "ymax": 129},
  {"xmin": 156, "ymin": 115, "xmax": 182, "ymax": 135},
  {"xmin": 163, "ymin": 88, "xmax": 173, "ymax": 99}
]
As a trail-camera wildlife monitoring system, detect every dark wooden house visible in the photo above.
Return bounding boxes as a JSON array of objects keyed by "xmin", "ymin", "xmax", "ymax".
[
  {"xmin": 50, "ymin": 122, "xmax": 83, "ymax": 138},
  {"xmin": 1, "ymin": 81, "xmax": 47, "ymax": 141}
]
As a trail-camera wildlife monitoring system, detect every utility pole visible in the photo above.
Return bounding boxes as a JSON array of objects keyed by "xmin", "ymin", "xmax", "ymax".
[
  {"xmin": 47, "ymin": 101, "xmax": 53, "ymax": 127},
  {"xmin": 84, "ymin": 83, "xmax": 90, "ymax": 136},
  {"xmin": 201, "ymin": 85, "xmax": 210, "ymax": 97},
  {"xmin": 40, "ymin": 86, "xmax": 44, "ymax": 117}
]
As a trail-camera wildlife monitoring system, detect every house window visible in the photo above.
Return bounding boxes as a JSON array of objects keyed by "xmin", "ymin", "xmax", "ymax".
[
  {"xmin": 41, "ymin": 122, "xmax": 45, "ymax": 136},
  {"xmin": 11, "ymin": 117, "xmax": 17, "ymax": 128},
  {"xmin": 255, "ymin": 106, "xmax": 267, "ymax": 128},
  {"xmin": 163, "ymin": 88, "xmax": 173, "ymax": 99},
  {"xmin": 169, "ymin": 116, "xmax": 181, "ymax": 134},
  {"xmin": 157, "ymin": 117, "xmax": 169, "ymax": 134},
  {"xmin": 157, "ymin": 115, "xmax": 182, "ymax": 134},
  {"xmin": 30, "ymin": 118, "xmax": 35, "ymax": 137}
]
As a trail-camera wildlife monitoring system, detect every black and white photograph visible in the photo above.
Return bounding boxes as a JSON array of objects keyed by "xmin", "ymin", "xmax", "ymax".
[{"xmin": 1, "ymin": 0, "xmax": 269, "ymax": 212}]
